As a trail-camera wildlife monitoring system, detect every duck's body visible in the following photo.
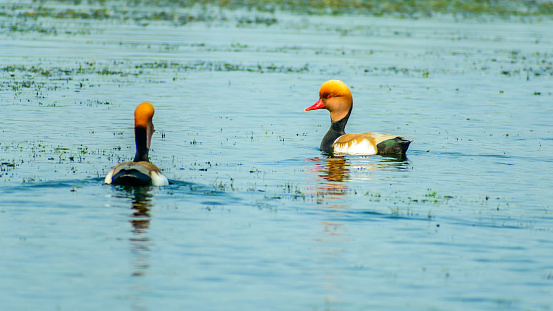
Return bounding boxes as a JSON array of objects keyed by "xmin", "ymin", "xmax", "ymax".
[
  {"xmin": 305, "ymin": 80, "xmax": 411, "ymax": 155},
  {"xmin": 105, "ymin": 102, "xmax": 169, "ymax": 186},
  {"xmin": 105, "ymin": 161, "xmax": 168, "ymax": 186},
  {"xmin": 333, "ymin": 132, "xmax": 410, "ymax": 155}
]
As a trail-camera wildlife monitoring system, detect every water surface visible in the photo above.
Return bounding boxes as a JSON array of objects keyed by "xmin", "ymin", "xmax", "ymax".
[{"xmin": 1, "ymin": 2, "xmax": 553, "ymax": 310}]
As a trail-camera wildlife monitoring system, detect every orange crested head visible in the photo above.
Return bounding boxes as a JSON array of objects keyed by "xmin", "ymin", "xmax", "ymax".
[
  {"xmin": 134, "ymin": 102, "xmax": 155, "ymax": 128},
  {"xmin": 304, "ymin": 80, "xmax": 353, "ymax": 121},
  {"xmin": 318, "ymin": 80, "xmax": 352, "ymax": 101}
]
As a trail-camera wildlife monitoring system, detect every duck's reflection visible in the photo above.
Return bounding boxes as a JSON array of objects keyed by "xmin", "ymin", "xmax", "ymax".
[
  {"xmin": 129, "ymin": 187, "xmax": 152, "ymax": 234},
  {"xmin": 113, "ymin": 186, "xmax": 154, "ymax": 278},
  {"xmin": 312, "ymin": 156, "xmax": 350, "ymax": 207},
  {"xmin": 309, "ymin": 154, "xmax": 409, "ymax": 208},
  {"xmin": 317, "ymin": 156, "xmax": 350, "ymax": 183},
  {"xmin": 308, "ymin": 155, "xmax": 409, "ymax": 307},
  {"xmin": 129, "ymin": 187, "xmax": 153, "ymax": 278},
  {"xmin": 110, "ymin": 185, "xmax": 155, "ymax": 311},
  {"xmin": 344, "ymin": 154, "xmax": 409, "ymax": 180}
]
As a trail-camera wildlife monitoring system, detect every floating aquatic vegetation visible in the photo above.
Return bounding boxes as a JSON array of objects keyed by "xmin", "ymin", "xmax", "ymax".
[{"xmin": 15, "ymin": 0, "xmax": 553, "ymax": 18}]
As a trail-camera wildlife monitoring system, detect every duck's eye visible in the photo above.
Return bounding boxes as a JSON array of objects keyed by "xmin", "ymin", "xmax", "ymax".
[{"xmin": 327, "ymin": 94, "xmax": 332, "ymax": 99}]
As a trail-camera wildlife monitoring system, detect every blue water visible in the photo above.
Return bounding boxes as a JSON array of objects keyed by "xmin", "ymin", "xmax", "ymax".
[{"xmin": 1, "ymin": 2, "xmax": 553, "ymax": 310}]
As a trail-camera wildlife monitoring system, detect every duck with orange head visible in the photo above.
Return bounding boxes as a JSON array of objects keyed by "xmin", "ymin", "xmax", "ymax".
[
  {"xmin": 305, "ymin": 80, "xmax": 411, "ymax": 156},
  {"xmin": 105, "ymin": 102, "xmax": 169, "ymax": 186}
]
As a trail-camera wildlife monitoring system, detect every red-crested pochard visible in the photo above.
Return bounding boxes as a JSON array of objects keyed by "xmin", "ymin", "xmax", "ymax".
[
  {"xmin": 305, "ymin": 80, "xmax": 411, "ymax": 155},
  {"xmin": 105, "ymin": 102, "xmax": 169, "ymax": 186}
]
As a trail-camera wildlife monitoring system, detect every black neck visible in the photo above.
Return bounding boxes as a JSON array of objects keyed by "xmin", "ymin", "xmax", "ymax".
[
  {"xmin": 133, "ymin": 126, "xmax": 149, "ymax": 162},
  {"xmin": 320, "ymin": 106, "xmax": 352, "ymax": 154}
]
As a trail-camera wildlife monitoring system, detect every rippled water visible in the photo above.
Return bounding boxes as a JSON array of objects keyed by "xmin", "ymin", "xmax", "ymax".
[{"xmin": 1, "ymin": 2, "xmax": 553, "ymax": 310}]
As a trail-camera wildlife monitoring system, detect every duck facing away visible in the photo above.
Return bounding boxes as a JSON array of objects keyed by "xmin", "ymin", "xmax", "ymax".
[
  {"xmin": 305, "ymin": 80, "xmax": 412, "ymax": 155},
  {"xmin": 105, "ymin": 102, "xmax": 169, "ymax": 186}
]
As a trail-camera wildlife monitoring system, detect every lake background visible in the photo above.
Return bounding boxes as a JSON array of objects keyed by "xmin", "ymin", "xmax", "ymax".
[{"xmin": 1, "ymin": 0, "xmax": 553, "ymax": 310}]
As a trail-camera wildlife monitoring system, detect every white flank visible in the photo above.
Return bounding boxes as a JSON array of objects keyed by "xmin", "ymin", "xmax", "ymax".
[
  {"xmin": 150, "ymin": 171, "xmax": 169, "ymax": 186},
  {"xmin": 332, "ymin": 137, "xmax": 377, "ymax": 155},
  {"xmin": 104, "ymin": 169, "xmax": 114, "ymax": 184}
]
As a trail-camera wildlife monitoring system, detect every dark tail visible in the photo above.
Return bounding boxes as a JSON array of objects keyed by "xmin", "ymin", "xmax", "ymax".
[
  {"xmin": 377, "ymin": 137, "xmax": 412, "ymax": 155},
  {"xmin": 111, "ymin": 169, "xmax": 152, "ymax": 186}
]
